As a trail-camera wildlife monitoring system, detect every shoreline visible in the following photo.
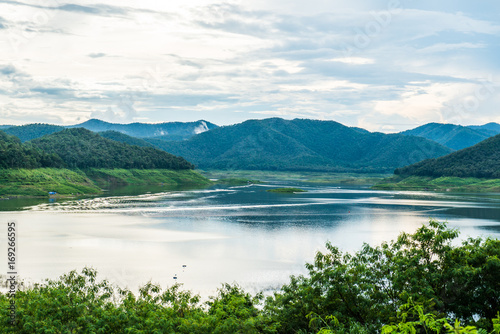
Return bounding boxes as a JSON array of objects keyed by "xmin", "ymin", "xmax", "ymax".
[{"xmin": 0, "ymin": 168, "xmax": 211, "ymax": 199}]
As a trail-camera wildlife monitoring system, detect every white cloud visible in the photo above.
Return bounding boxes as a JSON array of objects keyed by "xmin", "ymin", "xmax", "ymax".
[{"xmin": 0, "ymin": 0, "xmax": 499, "ymax": 131}]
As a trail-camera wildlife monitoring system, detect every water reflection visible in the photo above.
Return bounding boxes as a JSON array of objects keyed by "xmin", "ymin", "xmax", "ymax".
[{"xmin": 0, "ymin": 183, "xmax": 499, "ymax": 297}]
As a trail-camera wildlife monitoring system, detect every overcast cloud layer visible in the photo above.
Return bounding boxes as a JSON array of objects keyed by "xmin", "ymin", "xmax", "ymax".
[{"xmin": 0, "ymin": 0, "xmax": 499, "ymax": 132}]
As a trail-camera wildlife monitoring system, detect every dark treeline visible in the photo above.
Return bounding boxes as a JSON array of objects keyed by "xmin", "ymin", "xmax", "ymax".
[
  {"xmin": 0, "ymin": 131, "xmax": 64, "ymax": 169},
  {"xmin": 1, "ymin": 221, "xmax": 499, "ymax": 333},
  {"xmin": 395, "ymin": 133, "xmax": 500, "ymax": 178},
  {"xmin": 29, "ymin": 128, "xmax": 194, "ymax": 170}
]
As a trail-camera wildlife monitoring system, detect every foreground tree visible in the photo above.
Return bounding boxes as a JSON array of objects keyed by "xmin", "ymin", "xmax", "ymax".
[{"xmin": 264, "ymin": 220, "xmax": 500, "ymax": 333}]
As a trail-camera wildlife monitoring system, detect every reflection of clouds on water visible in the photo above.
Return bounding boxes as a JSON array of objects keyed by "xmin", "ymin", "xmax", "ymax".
[{"xmin": 1, "ymin": 183, "xmax": 500, "ymax": 298}]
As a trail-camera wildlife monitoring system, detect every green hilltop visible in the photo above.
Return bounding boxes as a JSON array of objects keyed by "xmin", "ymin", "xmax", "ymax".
[
  {"xmin": 395, "ymin": 133, "xmax": 500, "ymax": 178},
  {"xmin": 0, "ymin": 130, "xmax": 64, "ymax": 168},
  {"xmin": 374, "ymin": 133, "xmax": 500, "ymax": 191},
  {"xmin": 30, "ymin": 128, "xmax": 194, "ymax": 170},
  {"xmin": 0, "ymin": 129, "xmax": 209, "ymax": 198}
]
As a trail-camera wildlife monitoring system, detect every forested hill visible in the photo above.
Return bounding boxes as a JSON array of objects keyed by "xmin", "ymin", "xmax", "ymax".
[
  {"xmin": 30, "ymin": 128, "xmax": 194, "ymax": 170},
  {"xmin": 98, "ymin": 130, "xmax": 156, "ymax": 148},
  {"xmin": 156, "ymin": 118, "xmax": 453, "ymax": 172},
  {"xmin": 395, "ymin": 133, "xmax": 500, "ymax": 178},
  {"xmin": 3, "ymin": 123, "xmax": 65, "ymax": 142},
  {"xmin": 0, "ymin": 130, "xmax": 64, "ymax": 168},
  {"xmin": 400, "ymin": 122, "xmax": 498, "ymax": 150}
]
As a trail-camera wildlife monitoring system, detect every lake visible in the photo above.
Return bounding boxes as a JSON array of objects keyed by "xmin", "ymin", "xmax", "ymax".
[{"xmin": 1, "ymin": 181, "xmax": 500, "ymax": 297}]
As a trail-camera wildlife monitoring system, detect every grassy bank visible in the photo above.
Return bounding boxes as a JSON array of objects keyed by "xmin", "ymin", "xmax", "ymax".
[
  {"xmin": 373, "ymin": 175, "xmax": 500, "ymax": 192},
  {"xmin": 267, "ymin": 187, "xmax": 307, "ymax": 193},
  {"xmin": 84, "ymin": 168, "xmax": 211, "ymax": 188},
  {"xmin": 0, "ymin": 168, "xmax": 101, "ymax": 198},
  {"xmin": 202, "ymin": 170, "xmax": 388, "ymax": 184},
  {"xmin": 0, "ymin": 168, "xmax": 211, "ymax": 198}
]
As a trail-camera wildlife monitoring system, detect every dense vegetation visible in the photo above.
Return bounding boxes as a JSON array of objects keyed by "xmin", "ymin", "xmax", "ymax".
[
  {"xmin": 72, "ymin": 118, "xmax": 218, "ymax": 140},
  {"xmin": 395, "ymin": 133, "xmax": 500, "ymax": 178},
  {"xmin": 0, "ymin": 131, "xmax": 64, "ymax": 169},
  {"xmin": 1, "ymin": 221, "xmax": 498, "ymax": 333},
  {"xmin": 30, "ymin": 128, "xmax": 194, "ymax": 170},
  {"xmin": 400, "ymin": 122, "xmax": 499, "ymax": 150},
  {"xmin": 157, "ymin": 118, "xmax": 452, "ymax": 172},
  {"xmin": 3, "ymin": 123, "xmax": 64, "ymax": 142}
]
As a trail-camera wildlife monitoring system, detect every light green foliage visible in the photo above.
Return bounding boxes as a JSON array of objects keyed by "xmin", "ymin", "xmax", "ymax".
[
  {"xmin": 373, "ymin": 176, "xmax": 500, "ymax": 192},
  {"xmin": 0, "ymin": 168, "xmax": 101, "ymax": 197},
  {"xmin": 85, "ymin": 168, "xmax": 211, "ymax": 187},
  {"xmin": 382, "ymin": 302, "xmax": 500, "ymax": 334},
  {"xmin": 0, "ymin": 168, "xmax": 210, "ymax": 197}
]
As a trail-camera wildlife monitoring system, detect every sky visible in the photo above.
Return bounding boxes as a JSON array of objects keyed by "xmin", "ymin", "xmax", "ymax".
[{"xmin": 0, "ymin": 0, "xmax": 499, "ymax": 132}]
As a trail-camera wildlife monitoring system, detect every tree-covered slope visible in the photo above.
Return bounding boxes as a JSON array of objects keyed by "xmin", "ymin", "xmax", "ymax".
[
  {"xmin": 0, "ymin": 130, "xmax": 64, "ymax": 169},
  {"xmin": 30, "ymin": 128, "xmax": 194, "ymax": 170},
  {"xmin": 98, "ymin": 130, "xmax": 156, "ymax": 148},
  {"xmin": 3, "ymin": 123, "xmax": 65, "ymax": 142},
  {"xmin": 71, "ymin": 119, "xmax": 218, "ymax": 140},
  {"xmin": 395, "ymin": 133, "xmax": 500, "ymax": 178},
  {"xmin": 400, "ymin": 122, "xmax": 495, "ymax": 150},
  {"xmin": 157, "ymin": 118, "xmax": 452, "ymax": 172}
]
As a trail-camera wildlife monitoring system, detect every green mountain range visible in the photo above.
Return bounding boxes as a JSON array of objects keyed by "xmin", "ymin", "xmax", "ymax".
[
  {"xmin": 156, "ymin": 118, "xmax": 453, "ymax": 172},
  {"xmin": 3, "ymin": 123, "xmax": 65, "ymax": 142},
  {"xmin": 394, "ymin": 133, "xmax": 500, "ymax": 178},
  {"xmin": 29, "ymin": 128, "xmax": 194, "ymax": 170},
  {"xmin": 1, "ymin": 119, "xmax": 219, "ymax": 143},
  {"xmin": 400, "ymin": 122, "xmax": 499, "ymax": 150}
]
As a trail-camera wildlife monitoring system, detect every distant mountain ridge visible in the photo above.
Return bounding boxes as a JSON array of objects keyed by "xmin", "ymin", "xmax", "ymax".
[
  {"xmin": 468, "ymin": 122, "xmax": 500, "ymax": 135},
  {"xmin": 395, "ymin": 133, "xmax": 500, "ymax": 178},
  {"xmin": 156, "ymin": 118, "xmax": 453, "ymax": 172},
  {"xmin": 2, "ymin": 119, "xmax": 218, "ymax": 142},
  {"xmin": 70, "ymin": 119, "xmax": 218, "ymax": 140},
  {"xmin": 400, "ymin": 122, "xmax": 500, "ymax": 150},
  {"xmin": 3, "ymin": 124, "xmax": 65, "ymax": 142}
]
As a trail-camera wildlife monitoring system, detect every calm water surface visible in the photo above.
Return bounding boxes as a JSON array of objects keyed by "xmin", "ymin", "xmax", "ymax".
[{"xmin": 1, "ymin": 182, "xmax": 500, "ymax": 296}]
